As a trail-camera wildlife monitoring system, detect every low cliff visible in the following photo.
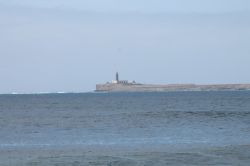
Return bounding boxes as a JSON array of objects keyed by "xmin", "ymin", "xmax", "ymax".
[{"xmin": 96, "ymin": 83, "xmax": 250, "ymax": 92}]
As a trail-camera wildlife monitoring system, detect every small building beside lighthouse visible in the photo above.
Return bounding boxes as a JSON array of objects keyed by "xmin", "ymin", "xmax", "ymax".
[{"xmin": 111, "ymin": 72, "xmax": 129, "ymax": 84}]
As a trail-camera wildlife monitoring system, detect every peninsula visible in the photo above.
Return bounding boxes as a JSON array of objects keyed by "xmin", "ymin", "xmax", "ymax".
[{"xmin": 96, "ymin": 73, "xmax": 250, "ymax": 92}]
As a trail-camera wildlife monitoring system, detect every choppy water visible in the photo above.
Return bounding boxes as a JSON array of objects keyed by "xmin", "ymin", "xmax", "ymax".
[{"xmin": 0, "ymin": 91, "xmax": 250, "ymax": 148}]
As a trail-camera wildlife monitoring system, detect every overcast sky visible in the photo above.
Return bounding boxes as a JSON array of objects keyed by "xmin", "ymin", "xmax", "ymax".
[{"xmin": 0, "ymin": 0, "xmax": 250, "ymax": 93}]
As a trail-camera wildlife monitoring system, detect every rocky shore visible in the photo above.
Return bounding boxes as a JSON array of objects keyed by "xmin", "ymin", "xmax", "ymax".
[{"xmin": 96, "ymin": 83, "xmax": 250, "ymax": 92}]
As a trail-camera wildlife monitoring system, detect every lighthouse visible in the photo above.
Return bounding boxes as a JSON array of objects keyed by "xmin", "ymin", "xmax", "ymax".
[
  {"xmin": 116, "ymin": 72, "xmax": 119, "ymax": 82},
  {"xmin": 111, "ymin": 72, "xmax": 129, "ymax": 84}
]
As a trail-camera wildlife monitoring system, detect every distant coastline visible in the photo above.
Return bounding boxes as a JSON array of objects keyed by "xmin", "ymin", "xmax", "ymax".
[
  {"xmin": 96, "ymin": 83, "xmax": 250, "ymax": 92},
  {"xmin": 96, "ymin": 73, "xmax": 250, "ymax": 92}
]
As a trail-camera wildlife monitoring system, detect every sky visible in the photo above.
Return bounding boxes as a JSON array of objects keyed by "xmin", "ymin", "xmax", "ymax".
[{"xmin": 0, "ymin": 0, "xmax": 250, "ymax": 93}]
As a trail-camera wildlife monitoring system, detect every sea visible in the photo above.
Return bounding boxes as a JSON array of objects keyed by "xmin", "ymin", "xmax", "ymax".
[{"xmin": 0, "ymin": 91, "xmax": 250, "ymax": 165}]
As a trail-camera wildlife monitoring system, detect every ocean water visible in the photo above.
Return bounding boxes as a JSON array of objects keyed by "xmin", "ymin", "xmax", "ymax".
[{"xmin": 0, "ymin": 91, "xmax": 250, "ymax": 148}]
